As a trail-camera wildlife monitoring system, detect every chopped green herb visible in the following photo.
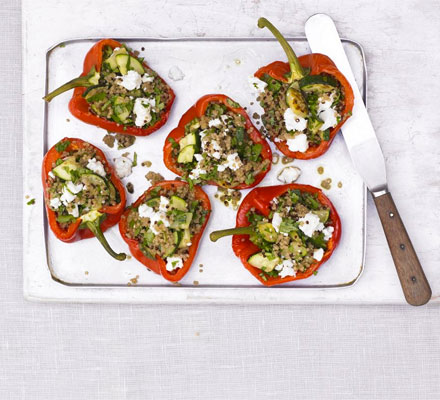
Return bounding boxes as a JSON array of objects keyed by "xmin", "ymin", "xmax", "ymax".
[
  {"xmin": 26, "ymin": 198, "xmax": 35, "ymax": 205},
  {"xmin": 55, "ymin": 140, "xmax": 70, "ymax": 153}
]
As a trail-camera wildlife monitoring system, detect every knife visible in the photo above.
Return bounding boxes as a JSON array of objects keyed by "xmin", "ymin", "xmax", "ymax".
[{"xmin": 305, "ymin": 13, "xmax": 431, "ymax": 306}]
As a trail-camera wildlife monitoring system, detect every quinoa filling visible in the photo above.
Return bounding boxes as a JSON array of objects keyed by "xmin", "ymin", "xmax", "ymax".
[
  {"xmin": 256, "ymin": 73, "xmax": 345, "ymax": 153},
  {"xmin": 246, "ymin": 189, "xmax": 335, "ymax": 281},
  {"xmin": 46, "ymin": 140, "xmax": 120, "ymax": 229},
  {"xmin": 170, "ymin": 101, "xmax": 270, "ymax": 188},
  {"xmin": 125, "ymin": 184, "xmax": 208, "ymax": 272},
  {"xmin": 83, "ymin": 45, "xmax": 172, "ymax": 128}
]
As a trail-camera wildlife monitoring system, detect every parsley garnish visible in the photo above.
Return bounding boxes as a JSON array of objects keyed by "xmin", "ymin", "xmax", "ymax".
[{"xmin": 54, "ymin": 140, "xmax": 70, "ymax": 153}]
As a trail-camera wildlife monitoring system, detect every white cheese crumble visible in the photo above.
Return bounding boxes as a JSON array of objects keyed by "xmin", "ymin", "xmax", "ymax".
[
  {"xmin": 141, "ymin": 73, "xmax": 154, "ymax": 83},
  {"xmin": 49, "ymin": 197, "xmax": 61, "ymax": 210},
  {"xmin": 194, "ymin": 154, "xmax": 203, "ymax": 162},
  {"xmin": 220, "ymin": 115, "xmax": 231, "ymax": 124},
  {"xmin": 118, "ymin": 70, "xmax": 142, "ymax": 90},
  {"xmin": 66, "ymin": 181, "xmax": 83, "ymax": 194},
  {"xmin": 87, "ymin": 158, "xmax": 106, "ymax": 177},
  {"xmin": 313, "ymin": 248, "xmax": 324, "ymax": 261},
  {"xmin": 208, "ymin": 118, "xmax": 222, "ymax": 128},
  {"xmin": 69, "ymin": 204, "xmax": 79, "ymax": 218},
  {"xmin": 114, "ymin": 156, "xmax": 132, "ymax": 179},
  {"xmin": 202, "ymin": 139, "xmax": 222, "ymax": 160},
  {"xmin": 138, "ymin": 203, "xmax": 170, "ymax": 235},
  {"xmin": 284, "ymin": 108, "xmax": 308, "ymax": 132},
  {"xmin": 317, "ymin": 95, "xmax": 338, "ymax": 131},
  {"xmin": 277, "ymin": 166, "xmax": 301, "ymax": 184},
  {"xmin": 199, "ymin": 130, "xmax": 208, "ymax": 139},
  {"xmin": 168, "ymin": 65, "xmax": 185, "ymax": 81},
  {"xmin": 286, "ymin": 133, "xmax": 309, "ymax": 153},
  {"xmin": 189, "ymin": 164, "xmax": 207, "ymax": 180},
  {"xmin": 217, "ymin": 153, "xmax": 243, "ymax": 172},
  {"xmin": 298, "ymin": 212, "xmax": 325, "ymax": 237},
  {"xmin": 322, "ymin": 226, "xmax": 334, "ymax": 241},
  {"xmin": 271, "ymin": 212, "xmax": 283, "ymax": 232},
  {"xmin": 48, "ymin": 171, "xmax": 55, "ymax": 179},
  {"xmin": 166, "ymin": 256, "xmax": 183, "ymax": 272},
  {"xmin": 159, "ymin": 196, "xmax": 170, "ymax": 213},
  {"xmin": 248, "ymin": 76, "xmax": 267, "ymax": 94},
  {"xmin": 275, "ymin": 260, "xmax": 296, "ymax": 278},
  {"xmin": 133, "ymin": 97, "xmax": 156, "ymax": 127},
  {"xmin": 60, "ymin": 186, "xmax": 76, "ymax": 205}
]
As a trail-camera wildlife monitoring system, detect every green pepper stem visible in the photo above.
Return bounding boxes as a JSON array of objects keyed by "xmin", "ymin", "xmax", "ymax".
[
  {"xmin": 85, "ymin": 219, "xmax": 126, "ymax": 261},
  {"xmin": 210, "ymin": 226, "xmax": 255, "ymax": 242},
  {"xmin": 43, "ymin": 66, "xmax": 100, "ymax": 102},
  {"xmin": 258, "ymin": 17, "xmax": 306, "ymax": 82}
]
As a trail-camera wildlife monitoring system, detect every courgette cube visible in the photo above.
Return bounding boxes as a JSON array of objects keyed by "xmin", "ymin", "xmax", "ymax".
[
  {"xmin": 52, "ymin": 157, "xmax": 80, "ymax": 181},
  {"xmin": 179, "ymin": 133, "xmax": 197, "ymax": 150},
  {"xmin": 145, "ymin": 197, "xmax": 160, "ymax": 208},
  {"xmin": 299, "ymin": 75, "xmax": 338, "ymax": 94},
  {"xmin": 170, "ymin": 195, "xmax": 187, "ymax": 211},
  {"xmin": 313, "ymin": 209, "xmax": 330, "ymax": 223},
  {"xmin": 178, "ymin": 229, "xmax": 192, "ymax": 248},
  {"xmin": 104, "ymin": 47, "xmax": 128, "ymax": 71},
  {"xmin": 247, "ymin": 252, "xmax": 280, "ymax": 272},
  {"xmin": 257, "ymin": 223, "xmax": 277, "ymax": 243},
  {"xmin": 286, "ymin": 85, "xmax": 308, "ymax": 118},
  {"xmin": 177, "ymin": 145, "xmax": 195, "ymax": 163},
  {"xmin": 115, "ymin": 54, "xmax": 145, "ymax": 75},
  {"xmin": 170, "ymin": 212, "xmax": 193, "ymax": 230}
]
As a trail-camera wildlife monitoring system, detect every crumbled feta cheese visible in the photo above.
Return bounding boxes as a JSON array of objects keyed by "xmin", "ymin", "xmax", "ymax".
[
  {"xmin": 49, "ymin": 197, "xmax": 61, "ymax": 210},
  {"xmin": 133, "ymin": 97, "xmax": 156, "ymax": 127},
  {"xmin": 220, "ymin": 114, "xmax": 231, "ymax": 124},
  {"xmin": 313, "ymin": 248, "xmax": 324, "ymax": 261},
  {"xmin": 60, "ymin": 186, "xmax": 76, "ymax": 205},
  {"xmin": 322, "ymin": 226, "xmax": 334, "ymax": 241},
  {"xmin": 194, "ymin": 154, "xmax": 203, "ymax": 162},
  {"xmin": 286, "ymin": 133, "xmax": 309, "ymax": 153},
  {"xmin": 298, "ymin": 212, "xmax": 325, "ymax": 237},
  {"xmin": 277, "ymin": 166, "xmax": 301, "ymax": 183},
  {"xmin": 202, "ymin": 139, "xmax": 222, "ymax": 159},
  {"xmin": 217, "ymin": 153, "xmax": 243, "ymax": 172},
  {"xmin": 48, "ymin": 171, "xmax": 55, "ymax": 179},
  {"xmin": 208, "ymin": 118, "xmax": 222, "ymax": 128},
  {"xmin": 138, "ymin": 203, "xmax": 169, "ymax": 235},
  {"xmin": 87, "ymin": 158, "xmax": 106, "ymax": 177},
  {"xmin": 159, "ymin": 196, "xmax": 169, "ymax": 212},
  {"xmin": 68, "ymin": 204, "xmax": 79, "ymax": 218},
  {"xmin": 189, "ymin": 164, "xmax": 207, "ymax": 180},
  {"xmin": 166, "ymin": 256, "xmax": 183, "ymax": 272},
  {"xmin": 168, "ymin": 65, "xmax": 185, "ymax": 81},
  {"xmin": 141, "ymin": 73, "xmax": 154, "ymax": 83},
  {"xmin": 317, "ymin": 94, "xmax": 338, "ymax": 131},
  {"xmin": 275, "ymin": 260, "xmax": 296, "ymax": 278},
  {"xmin": 66, "ymin": 181, "xmax": 83, "ymax": 194},
  {"xmin": 117, "ymin": 70, "xmax": 142, "ymax": 90},
  {"xmin": 114, "ymin": 156, "xmax": 132, "ymax": 179},
  {"xmin": 248, "ymin": 76, "xmax": 267, "ymax": 94},
  {"xmin": 271, "ymin": 212, "xmax": 283, "ymax": 232},
  {"xmin": 284, "ymin": 108, "xmax": 308, "ymax": 132},
  {"xmin": 199, "ymin": 130, "xmax": 208, "ymax": 139}
]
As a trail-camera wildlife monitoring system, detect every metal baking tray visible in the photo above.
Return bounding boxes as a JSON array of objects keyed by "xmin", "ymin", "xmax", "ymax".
[{"xmin": 43, "ymin": 37, "xmax": 366, "ymax": 291}]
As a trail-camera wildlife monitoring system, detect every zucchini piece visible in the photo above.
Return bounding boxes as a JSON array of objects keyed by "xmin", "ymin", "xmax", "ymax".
[
  {"xmin": 307, "ymin": 117, "xmax": 324, "ymax": 134},
  {"xmin": 170, "ymin": 195, "xmax": 187, "ymax": 211},
  {"xmin": 174, "ymin": 230, "xmax": 182, "ymax": 245},
  {"xmin": 289, "ymin": 242, "xmax": 308, "ymax": 260},
  {"xmin": 179, "ymin": 133, "xmax": 197, "ymax": 150},
  {"xmin": 178, "ymin": 229, "xmax": 191, "ymax": 248},
  {"xmin": 257, "ymin": 223, "xmax": 277, "ymax": 243},
  {"xmin": 107, "ymin": 180, "xmax": 118, "ymax": 202},
  {"xmin": 170, "ymin": 212, "xmax": 193, "ymax": 230},
  {"xmin": 52, "ymin": 157, "xmax": 80, "ymax": 181},
  {"xmin": 177, "ymin": 145, "xmax": 195, "ymax": 163},
  {"xmin": 247, "ymin": 252, "xmax": 280, "ymax": 272},
  {"xmin": 112, "ymin": 96, "xmax": 132, "ymax": 123},
  {"xmin": 313, "ymin": 209, "xmax": 330, "ymax": 223},
  {"xmin": 104, "ymin": 47, "xmax": 128, "ymax": 71},
  {"xmin": 145, "ymin": 197, "xmax": 160, "ymax": 208},
  {"xmin": 115, "ymin": 54, "xmax": 145, "ymax": 75},
  {"xmin": 286, "ymin": 85, "xmax": 308, "ymax": 118},
  {"xmin": 299, "ymin": 75, "xmax": 338, "ymax": 93}
]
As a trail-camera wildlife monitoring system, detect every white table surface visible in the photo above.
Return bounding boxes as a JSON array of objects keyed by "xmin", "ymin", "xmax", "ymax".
[{"xmin": 2, "ymin": 0, "xmax": 440, "ymax": 398}]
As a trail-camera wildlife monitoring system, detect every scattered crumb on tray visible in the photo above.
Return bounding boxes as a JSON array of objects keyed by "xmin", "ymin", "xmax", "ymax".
[
  {"xmin": 172, "ymin": 281, "xmax": 182, "ymax": 287},
  {"xmin": 130, "ymin": 275, "xmax": 139, "ymax": 285},
  {"xmin": 321, "ymin": 178, "xmax": 332, "ymax": 190},
  {"xmin": 338, "ymin": 181, "xmax": 343, "ymax": 188},
  {"xmin": 317, "ymin": 166, "xmax": 324, "ymax": 175},
  {"xmin": 102, "ymin": 133, "xmax": 136, "ymax": 149},
  {"xmin": 214, "ymin": 187, "xmax": 242, "ymax": 210},
  {"xmin": 281, "ymin": 156, "xmax": 294, "ymax": 165},
  {"xmin": 193, "ymin": 280, "xmax": 199, "ymax": 286},
  {"xmin": 142, "ymin": 160, "xmax": 152, "ymax": 167},
  {"xmin": 66, "ymin": 118, "xmax": 70, "ymax": 122},
  {"xmin": 145, "ymin": 171, "xmax": 164, "ymax": 185},
  {"xmin": 126, "ymin": 182, "xmax": 134, "ymax": 194},
  {"xmin": 272, "ymin": 153, "xmax": 280, "ymax": 165},
  {"xmin": 252, "ymin": 112, "xmax": 260, "ymax": 120},
  {"xmin": 84, "ymin": 271, "xmax": 89, "ymax": 275}
]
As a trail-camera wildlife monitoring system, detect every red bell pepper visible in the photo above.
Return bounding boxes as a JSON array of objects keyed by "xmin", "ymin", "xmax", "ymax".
[
  {"xmin": 255, "ymin": 18, "xmax": 354, "ymax": 160},
  {"xmin": 44, "ymin": 39, "xmax": 175, "ymax": 136},
  {"xmin": 163, "ymin": 94, "xmax": 272, "ymax": 189},
  {"xmin": 210, "ymin": 184, "xmax": 341, "ymax": 286},
  {"xmin": 119, "ymin": 180, "xmax": 211, "ymax": 282},
  {"xmin": 42, "ymin": 137, "xmax": 127, "ymax": 260}
]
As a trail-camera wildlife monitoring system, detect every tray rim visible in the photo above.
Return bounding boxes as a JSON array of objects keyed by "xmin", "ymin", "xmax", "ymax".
[{"xmin": 41, "ymin": 35, "xmax": 367, "ymax": 292}]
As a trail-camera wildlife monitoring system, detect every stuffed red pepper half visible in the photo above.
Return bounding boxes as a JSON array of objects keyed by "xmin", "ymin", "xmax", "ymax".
[
  {"xmin": 252, "ymin": 18, "xmax": 354, "ymax": 159},
  {"xmin": 163, "ymin": 94, "xmax": 272, "ymax": 189},
  {"xmin": 44, "ymin": 39, "xmax": 175, "ymax": 136},
  {"xmin": 119, "ymin": 180, "xmax": 211, "ymax": 282},
  {"xmin": 42, "ymin": 137, "xmax": 127, "ymax": 260},
  {"xmin": 210, "ymin": 184, "xmax": 341, "ymax": 286}
]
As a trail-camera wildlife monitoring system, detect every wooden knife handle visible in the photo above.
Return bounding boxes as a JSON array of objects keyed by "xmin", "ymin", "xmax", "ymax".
[{"xmin": 373, "ymin": 192, "xmax": 431, "ymax": 306}]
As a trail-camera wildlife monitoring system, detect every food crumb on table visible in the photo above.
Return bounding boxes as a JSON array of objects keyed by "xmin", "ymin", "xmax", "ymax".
[
  {"xmin": 193, "ymin": 280, "xmax": 199, "ymax": 285},
  {"xmin": 214, "ymin": 187, "xmax": 242, "ymax": 209},
  {"xmin": 338, "ymin": 181, "xmax": 343, "ymax": 188},
  {"xmin": 145, "ymin": 171, "xmax": 164, "ymax": 185},
  {"xmin": 281, "ymin": 156, "xmax": 294, "ymax": 164},
  {"xmin": 317, "ymin": 166, "xmax": 324, "ymax": 175},
  {"xmin": 126, "ymin": 182, "xmax": 134, "ymax": 194},
  {"xmin": 321, "ymin": 178, "xmax": 332, "ymax": 190},
  {"xmin": 141, "ymin": 160, "xmax": 152, "ymax": 167}
]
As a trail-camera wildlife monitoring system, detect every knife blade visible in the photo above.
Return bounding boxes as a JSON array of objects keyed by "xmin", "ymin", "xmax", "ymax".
[{"xmin": 305, "ymin": 14, "xmax": 431, "ymax": 306}]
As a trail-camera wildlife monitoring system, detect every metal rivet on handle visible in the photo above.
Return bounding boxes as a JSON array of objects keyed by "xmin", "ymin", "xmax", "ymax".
[
  {"xmin": 411, "ymin": 276, "xmax": 417, "ymax": 283},
  {"xmin": 400, "ymin": 244, "xmax": 405, "ymax": 250},
  {"xmin": 389, "ymin": 212, "xmax": 394, "ymax": 218}
]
